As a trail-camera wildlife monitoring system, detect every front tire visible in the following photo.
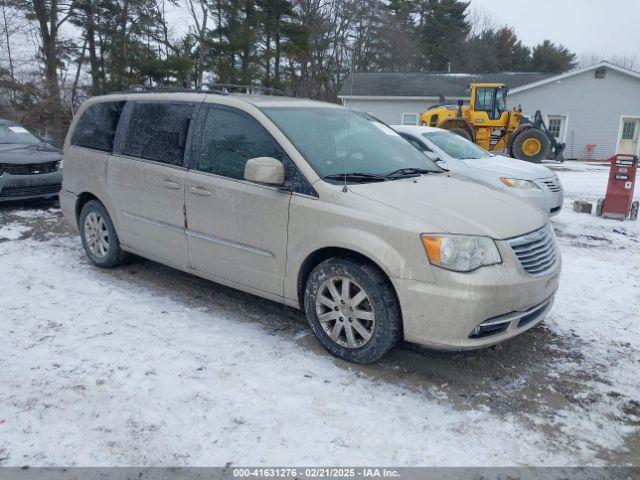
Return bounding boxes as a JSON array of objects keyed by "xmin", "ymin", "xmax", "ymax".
[
  {"xmin": 304, "ymin": 257, "xmax": 401, "ymax": 363},
  {"xmin": 510, "ymin": 128, "xmax": 550, "ymax": 163},
  {"xmin": 79, "ymin": 200, "xmax": 130, "ymax": 268}
]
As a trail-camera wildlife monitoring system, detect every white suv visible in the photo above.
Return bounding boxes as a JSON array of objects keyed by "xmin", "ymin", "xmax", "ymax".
[{"xmin": 61, "ymin": 92, "xmax": 561, "ymax": 363}]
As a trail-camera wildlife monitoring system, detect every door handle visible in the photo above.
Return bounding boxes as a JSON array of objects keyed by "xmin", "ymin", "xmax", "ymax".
[
  {"xmin": 160, "ymin": 180, "xmax": 181, "ymax": 190},
  {"xmin": 189, "ymin": 185, "xmax": 211, "ymax": 196}
]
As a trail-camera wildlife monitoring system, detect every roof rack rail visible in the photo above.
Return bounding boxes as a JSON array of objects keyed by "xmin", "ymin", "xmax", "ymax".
[
  {"xmin": 114, "ymin": 83, "xmax": 284, "ymax": 96},
  {"xmin": 122, "ymin": 85, "xmax": 229, "ymax": 95},
  {"xmin": 206, "ymin": 83, "xmax": 284, "ymax": 96}
]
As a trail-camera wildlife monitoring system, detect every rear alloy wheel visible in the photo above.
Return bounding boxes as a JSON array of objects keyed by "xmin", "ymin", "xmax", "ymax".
[
  {"xmin": 304, "ymin": 258, "xmax": 401, "ymax": 363},
  {"xmin": 79, "ymin": 200, "xmax": 130, "ymax": 268},
  {"xmin": 511, "ymin": 128, "xmax": 551, "ymax": 163},
  {"xmin": 84, "ymin": 212, "xmax": 110, "ymax": 259}
]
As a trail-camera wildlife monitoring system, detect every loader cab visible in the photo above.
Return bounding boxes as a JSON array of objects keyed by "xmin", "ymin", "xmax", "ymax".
[{"xmin": 469, "ymin": 84, "xmax": 510, "ymax": 125}]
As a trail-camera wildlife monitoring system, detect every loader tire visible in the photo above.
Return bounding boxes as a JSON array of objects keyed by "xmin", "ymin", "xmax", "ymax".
[
  {"xmin": 511, "ymin": 128, "xmax": 550, "ymax": 163},
  {"xmin": 449, "ymin": 127, "xmax": 473, "ymax": 142}
]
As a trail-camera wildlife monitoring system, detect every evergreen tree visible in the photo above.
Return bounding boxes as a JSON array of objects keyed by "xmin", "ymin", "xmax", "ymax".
[
  {"xmin": 531, "ymin": 39, "xmax": 576, "ymax": 73},
  {"xmin": 420, "ymin": 0, "xmax": 470, "ymax": 71}
]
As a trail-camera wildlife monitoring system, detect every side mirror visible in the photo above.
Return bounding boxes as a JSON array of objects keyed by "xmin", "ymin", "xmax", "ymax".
[{"xmin": 244, "ymin": 157, "xmax": 285, "ymax": 186}]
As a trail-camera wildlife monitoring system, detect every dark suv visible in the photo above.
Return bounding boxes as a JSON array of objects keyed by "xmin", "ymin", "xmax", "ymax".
[{"xmin": 0, "ymin": 120, "xmax": 63, "ymax": 202}]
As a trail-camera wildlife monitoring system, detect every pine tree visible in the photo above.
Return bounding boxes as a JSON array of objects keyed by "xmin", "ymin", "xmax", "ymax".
[
  {"xmin": 531, "ymin": 39, "xmax": 576, "ymax": 73},
  {"xmin": 419, "ymin": 0, "xmax": 470, "ymax": 71}
]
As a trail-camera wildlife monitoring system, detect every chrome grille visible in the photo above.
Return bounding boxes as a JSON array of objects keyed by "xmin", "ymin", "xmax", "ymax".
[
  {"xmin": 539, "ymin": 177, "xmax": 562, "ymax": 192},
  {"xmin": 508, "ymin": 224, "xmax": 558, "ymax": 276}
]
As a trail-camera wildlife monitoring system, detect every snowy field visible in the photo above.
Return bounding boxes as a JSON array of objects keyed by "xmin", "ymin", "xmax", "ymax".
[{"xmin": 0, "ymin": 161, "xmax": 638, "ymax": 466}]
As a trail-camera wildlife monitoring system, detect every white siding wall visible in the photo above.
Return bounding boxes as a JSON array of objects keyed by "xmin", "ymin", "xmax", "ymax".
[
  {"xmin": 509, "ymin": 69, "xmax": 640, "ymax": 159},
  {"xmin": 341, "ymin": 99, "xmax": 436, "ymax": 125}
]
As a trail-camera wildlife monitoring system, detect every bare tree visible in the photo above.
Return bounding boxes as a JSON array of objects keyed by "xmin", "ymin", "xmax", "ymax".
[
  {"xmin": 578, "ymin": 52, "xmax": 638, "ymax": 71},
  {"xmin": 185, "ymin": 0, "xmax": 208, "ymax": 87}
]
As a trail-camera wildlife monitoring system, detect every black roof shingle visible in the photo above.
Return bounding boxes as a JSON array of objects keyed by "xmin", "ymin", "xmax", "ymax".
[{"xmin": 338, "ymin": 72, "xmax": 552, "ymax": 97}]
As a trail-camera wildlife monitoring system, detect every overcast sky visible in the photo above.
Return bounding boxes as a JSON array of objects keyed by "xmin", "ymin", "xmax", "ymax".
[{"xmin": 468, "ymin": 0, "xmax": 640, "ymax": 61}]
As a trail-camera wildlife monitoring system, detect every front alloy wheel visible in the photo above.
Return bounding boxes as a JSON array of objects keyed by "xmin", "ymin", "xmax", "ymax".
[
  {"xmin": 304, "ymin": 257, "xmax": 401, "ymax": 363},
  {"xmin": 315, "ymin": 276, "xmax": 376, "ymax": 348}
]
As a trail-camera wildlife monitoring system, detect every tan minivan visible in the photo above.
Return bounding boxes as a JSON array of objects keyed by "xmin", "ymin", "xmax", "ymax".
[{"xmin": 61, "ymin": 92, "xmax": 561, "ymax": 363}]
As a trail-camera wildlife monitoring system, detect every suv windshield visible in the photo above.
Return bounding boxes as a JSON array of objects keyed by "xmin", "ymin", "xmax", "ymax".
[
  {"xmin": 0, "ymin": 124, "xmax": 40, "ymax": 144},
  {"xmin": 423, "ymin": 131, "xmax": 491, "ymax": 160},
  {"xmin": 262, "ymin": 107, "xmax": 441, "ymax": 180}
]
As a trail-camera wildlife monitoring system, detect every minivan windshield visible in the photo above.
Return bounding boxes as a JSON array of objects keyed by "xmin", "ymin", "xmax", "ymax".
[
  {"xmin": 263, "ymin": 107, "xmax": 441, "ymax": 180},
  {"xmin": 0, "ymin": 124, "xmax": 40, "ymax": 144},
  {"xmin": 422, "ymin": 131, "xmax": 492, "ymax": 160}
]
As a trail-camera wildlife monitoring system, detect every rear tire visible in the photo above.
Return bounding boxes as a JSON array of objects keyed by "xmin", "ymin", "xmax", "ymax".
[
  {"xmin": 449, "ymin": 127, "xmax": 473, "ymax": 141},
  {"xmin": 304, "ymin": 257, "xmax": 401, "ymax": 364},
  {"xmin": 510, "ymin": 128, "xmax": 550, "ymax": 163},
  {"xmin": 79, "ymin": 200, "xmax": 130, "ymax": 268}
]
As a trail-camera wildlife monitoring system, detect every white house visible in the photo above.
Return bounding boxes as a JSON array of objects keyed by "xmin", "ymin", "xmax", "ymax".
[{"xmin": 338, "ymin": 62, "xmax": 640, "ymax": 160}]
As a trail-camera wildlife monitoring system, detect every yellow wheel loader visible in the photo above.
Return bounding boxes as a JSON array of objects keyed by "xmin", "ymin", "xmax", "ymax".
[{"xmin": 419, "ymin": 83, "xmax": 565, "ymax": 162}]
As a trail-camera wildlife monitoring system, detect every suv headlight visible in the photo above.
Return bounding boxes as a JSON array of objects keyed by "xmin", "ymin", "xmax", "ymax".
[
  {"xmin": 500, "ymin": 177, "xmax": 540, "ymax": 190},
  {"xmin": 421, "ymin": 234, "xmax": 502, "ymax": 272}
]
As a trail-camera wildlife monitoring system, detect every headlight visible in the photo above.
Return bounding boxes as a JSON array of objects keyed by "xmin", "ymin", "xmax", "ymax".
[
  {"xmin": 421, "ymin": 234, "xmax": 502, "ymax": 272},
  {"xmin": 500, "ymin": 177, "xmax": 540, "ymax": 190}
]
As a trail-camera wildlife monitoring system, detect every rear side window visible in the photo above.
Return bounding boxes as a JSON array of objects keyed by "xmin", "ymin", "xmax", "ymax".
[
  {"xmin": 71, "ymin": 101, "xmax": 125, "ymax": 152},
  {"xmin": 199, "ymin": 107, "xmax": 285, "ymax": 180},
  {"xmin": 123, "ymin": 102, "xmax": 194, "ymax": 166}
]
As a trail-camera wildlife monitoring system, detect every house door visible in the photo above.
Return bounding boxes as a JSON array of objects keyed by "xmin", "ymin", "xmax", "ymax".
[{"xmin": 617, "ymin": 118, "xmax": 640, "ymax": 155}]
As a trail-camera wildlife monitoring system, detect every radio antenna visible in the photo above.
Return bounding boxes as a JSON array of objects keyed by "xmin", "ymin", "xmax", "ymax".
[{"xmin": 343, "ymin": 56, "xmax": 355, "ymax": 193}]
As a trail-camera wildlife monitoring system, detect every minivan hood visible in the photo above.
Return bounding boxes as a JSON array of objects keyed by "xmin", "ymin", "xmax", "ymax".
[
  {"xmin": 0, "ymin": 143, "xmax": 61, "ymax": 164},
  {"xmin": 349, "ymin": 173, "xmax": 546, "ymax": 239},
  {"xmin": 460, "ymin": 155, "xmax": 553, "ymax": 179}
]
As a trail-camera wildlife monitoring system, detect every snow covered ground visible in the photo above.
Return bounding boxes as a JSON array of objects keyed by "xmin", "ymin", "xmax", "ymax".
[{"xmin": 0, "ymin": 161, "xmax": 638, "ymax": 466}]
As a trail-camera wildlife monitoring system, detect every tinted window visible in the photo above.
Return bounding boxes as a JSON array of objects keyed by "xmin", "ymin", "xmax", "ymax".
[
  {"xmin": 199, "ymin": 107, "xmax": 285, "ymax": 180},
  {"xmin": 123, "ymin": 102, "xmax": 194, "ymax": 165},
  {"xmin": 71, "ymin": 101, "xmax": 125, "ymax": 152}
]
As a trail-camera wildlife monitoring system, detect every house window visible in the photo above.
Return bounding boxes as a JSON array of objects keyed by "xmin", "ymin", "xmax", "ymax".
[
  {"xmin": 622, "ymin": 121, "xmax": 636, "ymax": 140},
  {"xmin": 547, "ymin": 115, "xmax": 568, "ymax": 142},
  {"xmin": 548, "ymin": 119, "xmax": 562, "ymax": 139},
  {"xmin": 402, "ymin": 113, "xmax": 418, "ymax": 125}
]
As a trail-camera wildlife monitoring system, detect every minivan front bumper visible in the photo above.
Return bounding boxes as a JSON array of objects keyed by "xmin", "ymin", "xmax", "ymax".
[{"xmin": 391, "ymin": 241, "xmax": 561, "ymax": 350}]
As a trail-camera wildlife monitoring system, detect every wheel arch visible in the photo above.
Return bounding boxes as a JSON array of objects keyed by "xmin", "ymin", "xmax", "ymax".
[
  {"xmin": 75, "ymin": 192, "xmax": 120, "ymax": 234},
  {"xmin": 296, "ymin": 246, "xmax": 402, "ymax": 316},
  {"xmin": 76, "ymin": 192, "xmax": 101, "ymax": 221}
]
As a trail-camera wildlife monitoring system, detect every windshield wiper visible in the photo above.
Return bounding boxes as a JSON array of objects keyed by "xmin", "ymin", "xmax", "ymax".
[
  {"xmin": 324, "ymin": 172, "xmax": 387, "ymax": 183},
  {"xmin": 384, "ymin": 167, "xmax": 433, "ymax": 179}
]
